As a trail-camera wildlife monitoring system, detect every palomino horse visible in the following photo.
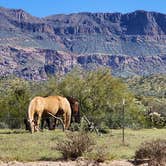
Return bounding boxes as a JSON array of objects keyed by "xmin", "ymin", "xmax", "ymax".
[{"xmin": 28, "ymin": 95, "xmax": 71, "ymax": 133}]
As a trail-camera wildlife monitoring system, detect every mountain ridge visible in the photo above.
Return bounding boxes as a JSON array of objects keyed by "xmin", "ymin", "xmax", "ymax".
[{"xmin": 0, "ymin": 7, "xmax": 166, "ymax": 79}]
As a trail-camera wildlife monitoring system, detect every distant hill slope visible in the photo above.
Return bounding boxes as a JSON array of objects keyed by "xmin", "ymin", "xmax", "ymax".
[
  {"xmin": 125, "ymin": 74, "xmax": 166, "ymax": 98},
  {"xmin": 125, "ymin": 74, "xmax": 166, "ymax": 117},
  {"xmin": 0, "ymin": 7, "xmax": 166, "ymax": 79}
]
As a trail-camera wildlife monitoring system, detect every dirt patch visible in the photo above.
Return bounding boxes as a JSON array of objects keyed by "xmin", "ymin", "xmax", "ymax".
[
  {"xmin": 0, "ymin": 159, "xmax": 136, "ymax": 166},
  {"xmin": 0, "ymin": 158, "xmax": 150, "ymax": 166}
]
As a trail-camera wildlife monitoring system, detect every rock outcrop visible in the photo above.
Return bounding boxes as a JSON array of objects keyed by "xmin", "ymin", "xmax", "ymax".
[{"xmin": 0, "ymin": 7, "xmax": 166, "ymax": 79}]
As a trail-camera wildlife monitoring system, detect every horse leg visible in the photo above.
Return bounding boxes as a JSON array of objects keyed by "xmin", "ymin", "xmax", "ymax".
[
  {"xmin": 36, "ymin": 113, "xmax": 42, "ymax": 132},
  {"xmin": 53, "ymin": 118, "xmax": 56, "ymax": 129},
  {"xmin": 50, "ymin": 118, "xmax": 56, "ymax": 130},
  {"xmin": 63, "ymin": 113, "xmax": 67, "ymax": 130},
  {"xmin": 40, "ymin": 118, "xmax": 45, "ymax": 130},
  {"xmin": 30, "ymin": 114, "xmax": 36, "ymax": 133},
  {"xmin": 63, "ymin": 112, "xmax": 71, "ymax": 130},
  {"xmin": 46, "ymin": 118, "xmax": 54, "ymax": 130},
  {"xmin": 29, "ymin": 121, "xmax": 35, "ymax": 133}
]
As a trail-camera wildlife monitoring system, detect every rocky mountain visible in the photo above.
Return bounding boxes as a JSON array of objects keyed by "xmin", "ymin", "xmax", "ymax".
[{"xmin": 0, "ymin": 7, "xmax": 166, "ymax": 79}]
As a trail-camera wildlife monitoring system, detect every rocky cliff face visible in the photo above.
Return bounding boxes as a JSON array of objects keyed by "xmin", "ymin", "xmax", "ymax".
[
  {"xmin": 45, "ymin": 10, "xmax": 166, "ymax": 36},
  {"xmin": 0, "ymin": 46, "xmax": 77, "ymax": 80},
  {"xmin": 0, "ymin": 7, "xmax": 166, "ymax": 79}
]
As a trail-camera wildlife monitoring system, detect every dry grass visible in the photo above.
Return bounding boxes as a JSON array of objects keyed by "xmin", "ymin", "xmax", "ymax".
[{"xmin": 0, "ymin": 128, "xmax": 165, "ymax": 161}]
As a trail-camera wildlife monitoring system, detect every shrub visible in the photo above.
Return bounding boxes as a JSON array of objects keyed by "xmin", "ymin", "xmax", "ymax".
[
  {"xmin": 88, "ymin": 144, "xmax": 114, "ymax": 162},
  {"xmin": 135, "ymin": 139, "xmax": 166, "ymax": 166},
  {"xmin": 55, "ymin": 131, "xmax": 95, "ymax": 160},
  {"xmin": 149, "ymin": 112, "xmax": 166, "ymax": 128}
]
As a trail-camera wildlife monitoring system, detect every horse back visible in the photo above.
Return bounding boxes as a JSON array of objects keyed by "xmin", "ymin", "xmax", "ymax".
[
  {"xmin": 44, "ymin": 96, "xmax": 71, "ymax": 114},
  {"xmin": 29, "ymin": 96, "xmax": 45, "ymax": 113}
]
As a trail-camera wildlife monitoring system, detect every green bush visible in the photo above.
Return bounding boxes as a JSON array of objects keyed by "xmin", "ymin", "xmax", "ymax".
[
  {"xmin": 55, "ymin": 131, "xmax": 95, "ymax": 160},
  {"xmin": 135, "ymin": 139, "xmax": 166, "ymax": 166},
  {"xmin": 0, "ymin": 77, "xmax": 30, "ymax": 128}
]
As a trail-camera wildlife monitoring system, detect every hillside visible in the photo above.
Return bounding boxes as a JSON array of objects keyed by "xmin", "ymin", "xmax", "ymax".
[
  {"xmin": 125, "ymin": 74, "xmax": 166, "ymax": 117},
  {"xmin": 125, "ymin": 74, "xmax": 166, "ymax": 97},
  {"xmin": 0, "ymin": 7, "xmax": 166, "ymax": 79}
]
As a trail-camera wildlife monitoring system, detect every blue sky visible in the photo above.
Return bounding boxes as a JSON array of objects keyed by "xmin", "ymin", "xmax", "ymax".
[{"xmin": 0, "ymin": 0, "xmax": 166, "ymax": 17}]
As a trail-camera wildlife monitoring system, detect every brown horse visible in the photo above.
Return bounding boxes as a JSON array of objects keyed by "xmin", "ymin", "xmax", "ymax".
[
  {"xmin": 66, "ymin": 96, "xmax": 80, "ymax": 123},
  {"xmin": 28, "ymin": 95, "xmax": 71, "ymax": 133}
]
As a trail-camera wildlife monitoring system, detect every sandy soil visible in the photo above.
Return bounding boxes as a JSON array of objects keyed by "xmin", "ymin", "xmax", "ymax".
[{"xmin": 0, "ymin": 159, "xmax": 148, "ymax": 166}]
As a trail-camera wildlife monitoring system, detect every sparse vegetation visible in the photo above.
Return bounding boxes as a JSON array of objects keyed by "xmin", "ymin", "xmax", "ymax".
[
  {"xmin": 125, "ymin": 74, "xmax": 166, "ymax": 128},
  {"xmin": 0, "ymin": 129, "xmax": 165, "ymax": 161},
  {"xmin": 135, "ymin": 139, "xmax": 166, "ymax": 166},
  {"xmin": 55, "ymin": 131, "xmax": 95, "ymax": 159},
  {"xmin": 87, "ymin": 143, "xmax": 114, "ymax": 162},
  {"xmin": 125, "ymin": 74, "xmax": 166, "ymax": 98}
]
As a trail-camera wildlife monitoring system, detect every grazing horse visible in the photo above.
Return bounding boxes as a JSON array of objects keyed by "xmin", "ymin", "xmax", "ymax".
[
  {"xmin": 27, "ymin": 95, "xmax": 71, "ymax": 133},
  {"xmin": 24, "ymin": 112, "xmax": 55, "ymax": 131}
]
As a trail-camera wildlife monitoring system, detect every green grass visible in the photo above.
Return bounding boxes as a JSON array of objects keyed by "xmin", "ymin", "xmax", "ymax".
[
  {"xmin": 0, "ymin": 128, "xmax": 165, "ymax": 161},
  {"xmin": 0, "ymin": 129, "xmax": 64, "ymax": 161},
  {"xmin": 97, "ymin": 129, "xmax": 166, "ymax": 160}
]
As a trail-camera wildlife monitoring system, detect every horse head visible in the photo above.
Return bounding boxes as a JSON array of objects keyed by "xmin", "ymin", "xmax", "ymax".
[
  {"xmin": 66, "ymin": 96, "xmax": 81, "ymax": 123},
  {"xmin": 27, "ymin": 116, "xmax": 40, "ymax": 133}
]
